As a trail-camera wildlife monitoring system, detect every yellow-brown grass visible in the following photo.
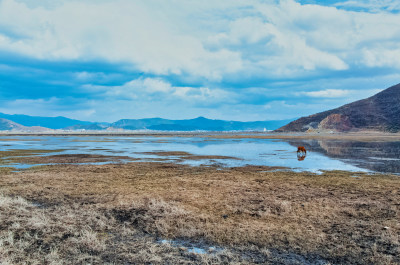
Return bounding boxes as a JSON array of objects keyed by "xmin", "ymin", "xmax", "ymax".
[
  {"xmin": 0, "ymin": 193, "xmax": 251, "ymax": 264},
  {"xmin": 0, "ymin": 159, "xmax": 399, "ymax": 264}
]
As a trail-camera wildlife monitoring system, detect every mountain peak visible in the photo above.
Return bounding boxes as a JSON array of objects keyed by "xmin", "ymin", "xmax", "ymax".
[{"xmin": 193, "ymin": 116, "xmax": 208, "ymax": 120}]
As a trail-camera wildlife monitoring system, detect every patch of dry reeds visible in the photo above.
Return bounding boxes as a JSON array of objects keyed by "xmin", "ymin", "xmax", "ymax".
[{"xmin": 0, "ymin": 160, "xmax": 399, "ymax": 264}]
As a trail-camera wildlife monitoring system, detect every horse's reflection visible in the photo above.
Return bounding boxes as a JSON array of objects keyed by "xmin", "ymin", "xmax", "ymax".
[
  {"xmin": 297, "ymin": 146, "xmax": 307, "ymax": 161},
  {"xmin": 297, "ymin": 154, "xmax": 306, "ymax": 161}
]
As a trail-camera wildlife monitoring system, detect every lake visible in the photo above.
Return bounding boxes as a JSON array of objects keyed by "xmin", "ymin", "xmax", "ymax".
[{"xmin": 1, "ymin": 135, "xmax": 400, "ymax": 174}]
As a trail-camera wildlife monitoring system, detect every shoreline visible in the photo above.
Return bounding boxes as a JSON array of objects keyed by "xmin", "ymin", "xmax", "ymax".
[{"xmin": 1, "ymin": 130, "xmax": 400, "ymax": 141}]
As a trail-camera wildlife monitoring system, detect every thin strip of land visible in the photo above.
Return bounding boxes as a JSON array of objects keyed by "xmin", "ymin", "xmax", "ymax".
[{"xmin": 1, "ymin": 131, "xmax": 400, "ymax": 141}]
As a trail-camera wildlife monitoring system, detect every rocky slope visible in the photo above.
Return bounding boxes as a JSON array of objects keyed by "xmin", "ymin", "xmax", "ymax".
[{"xmin": 276, "ymin": 83, "xmax": 400, "ymax": 132}]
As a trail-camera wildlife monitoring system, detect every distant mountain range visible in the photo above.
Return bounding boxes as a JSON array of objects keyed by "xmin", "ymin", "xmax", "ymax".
[
  {"xmin": 277, "ymin": 83, "xmax": 400, "ymax": 132},
  {"xmin": 0, "ymin": 114, "xmax": 294, "ymax": 132},
  {"xmin": 104, "ymin": 117, "xmax": 292, "ymax": 131},
  {"xmin": 0, "ymin": 113, "xmax": 92, "ymax": 129},
  {"xmin": 0, "ymin": 118, "xmax": 49, "ymax": 132},
  {"xmin": 0, "ymin": 118, "xmax": 25, "ymax": 131},
  {"xmin": 5, "ymin": 82, "xmax": 399, "ymax": 133}
]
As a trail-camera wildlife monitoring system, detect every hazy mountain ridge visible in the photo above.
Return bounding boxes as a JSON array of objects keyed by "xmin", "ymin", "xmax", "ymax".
[
  {"xmin": 0, "ymin": 118, "xmax": 50, "ymax": 132},
  {"xmin": 0, "ymin": 113, "xmax": 92, "ymax": 129},
  {"xmin": 0, "ymin": 118, "xmax": 25, "ymax": 131},
  {"xmin": 276, "ymin": 83, "xmax": 400, "ymax": 132},
  {"xmin": 0, "ymin": 113, "xmax": 294, "ymax": 132},
  {"xmin": 71, "ymin": 117, "xmax": 295, "ymax": 131}
]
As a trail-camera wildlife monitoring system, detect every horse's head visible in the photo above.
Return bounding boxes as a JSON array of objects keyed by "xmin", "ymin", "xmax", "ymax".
[{"xmin": 297, "ymin": 146, "xmax": 307, "ymax": 153}]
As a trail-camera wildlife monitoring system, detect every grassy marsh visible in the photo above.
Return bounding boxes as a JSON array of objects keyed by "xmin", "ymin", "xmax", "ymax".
[{"xmin": 0, "ymin": 153, "xmax": 399, "ymax": 264}]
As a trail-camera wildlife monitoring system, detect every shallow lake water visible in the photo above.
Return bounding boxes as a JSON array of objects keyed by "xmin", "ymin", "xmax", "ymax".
[{"xmin": 0, "ymin": 136, "xmax": 399, "ymax": 174}]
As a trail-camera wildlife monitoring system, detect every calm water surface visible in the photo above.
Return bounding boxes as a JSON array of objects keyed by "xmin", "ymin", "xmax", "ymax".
[{"xmin": 0, "ymin": 136, "xmax": 399, "ymax": 174}]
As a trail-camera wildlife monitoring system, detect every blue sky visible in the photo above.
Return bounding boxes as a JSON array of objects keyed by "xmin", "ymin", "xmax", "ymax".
[{"xmin": 0, "ymin": 0, "xmax": 399, "ymax": 122}]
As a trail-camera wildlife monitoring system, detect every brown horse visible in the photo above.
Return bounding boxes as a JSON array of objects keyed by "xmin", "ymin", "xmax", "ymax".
[
  {"xmin": 297, "ymin": 146, "xmax": 307, "ymax": 154},
  {"xmin": 297, "ymin": 146, "xmax": 307, "ymax": 161}
]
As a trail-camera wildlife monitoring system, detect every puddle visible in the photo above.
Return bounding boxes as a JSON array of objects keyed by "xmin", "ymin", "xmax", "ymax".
[
  {"xmin": 1, "ymin": 163, "xmax": 47, "ymax": 170},
  {"xmin": 158, "ymin": 239, "xmax": 330, "ymax": 264},
  {"xmin": 2, "ymin": 160, "xmax": 133, "ymax": 172},
  {"xmin": 159, "ymin": 239, "xmax": 223, "ymax": 255}
]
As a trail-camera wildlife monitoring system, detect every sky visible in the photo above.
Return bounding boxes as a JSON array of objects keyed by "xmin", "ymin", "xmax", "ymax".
[{"xmin": 0, "ymin": 0, "xmax": 399, "ymax": 122}]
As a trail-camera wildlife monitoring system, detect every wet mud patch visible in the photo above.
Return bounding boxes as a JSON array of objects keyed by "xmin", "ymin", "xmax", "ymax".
[
  {"xmin": 231, "ymin": 164, "xmax": 289, "ymax": 172},
  {"xmin": 137, "ymin": 151, "xmax": 241, "ymax": 161},
  {"xmin": 0, "ymin": 149, "xmax": 65, "ymax": 158},
  {"xmin": 0, "ymin": 149, "xmax": 66, "ymax": 166},
  {"xmin": 7, "ymin": 153, "xmax": 136, "ymax": 165}
]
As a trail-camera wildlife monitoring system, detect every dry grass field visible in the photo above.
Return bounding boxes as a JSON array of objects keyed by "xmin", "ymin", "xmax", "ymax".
[{"xmin": 0, "ymin": 151, "xmax": 399, "ymax": 264}]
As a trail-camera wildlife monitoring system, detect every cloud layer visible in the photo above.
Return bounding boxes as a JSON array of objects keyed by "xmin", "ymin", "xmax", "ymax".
[{"xmin": 0, "ymin": 0, "xmax": 399, "ymax": 121}]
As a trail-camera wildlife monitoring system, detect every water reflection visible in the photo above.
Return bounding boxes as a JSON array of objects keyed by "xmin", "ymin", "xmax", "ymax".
[
  {"xmin": 1, "ymin": 136, "xmax": 399, "ymax": 174},
  {"xmin": 296, "ymin": 146, "xmax": 307, "ymax": 161},
  {"xmin": 297, "ymin": 153, "xmax": 306, "ymax": 161},
  {"xmin": 287, "ymin": 140, "xmax": 400, "ymax": 173}
]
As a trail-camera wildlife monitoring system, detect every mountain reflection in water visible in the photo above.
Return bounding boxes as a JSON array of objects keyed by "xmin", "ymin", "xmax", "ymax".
[
  {"xmin": 287, "ymin": 140, "xmax": 400, "ymax": 173},
  {"xmin": 1, "ymin": 136, "xmax": 399, "ymax": 174}
]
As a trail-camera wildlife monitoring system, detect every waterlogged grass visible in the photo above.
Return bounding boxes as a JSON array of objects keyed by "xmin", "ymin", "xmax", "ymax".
[
  {"xmin": 0, "ymin": 167, "xmax": 14, "ymax": 174},
  {"xmin": 0, "ymin": 149, "xmax": 64, "ymax": 159},
  {"xmin": 137, "ymin": 151, "xmax": 241, "ymax": 161},
  {"xmin": 0, "ymin": 149, "xmax": 65, "ymax": 157},
  {"xmin": 0, "ymin": 149, "xmax": 66, "ymax": 168},
  {"xmin": 0, "ymin": 150, "xmax": 136, "ymax": 168},
  {"xmin": 0, "ymin": 162, "xmax": 399, "ymax": 264}
]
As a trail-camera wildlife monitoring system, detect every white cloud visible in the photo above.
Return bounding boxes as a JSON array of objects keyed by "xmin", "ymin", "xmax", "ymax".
[
  {"xmin": 207, "ymin": 0, "xmax": 400, "ymax": 77},
  {"xmin": 301, "ymin": 89, "xmax": 350, "ymax": 98},
  {"xmin": 126, "ymin": 78, "xmax": 173, "ymax": 94},
  {"xmin": 0, "ymin": 0, "xmax": 243, "ymax": 80},
  {"xmin": 300, "ymin": 87, "xmax": 385, "ymax": 100},
  {"xmin": 83, "ymin": 77, "xmax": 235, "ymax": 104},
  {"xmin": 97, "ymin": 78, "xmax": 173, "ymax": 99},
  {"xmin": 362, "ymin": 48, "xmax": 400, "ymax": 68},
  {"xmin": 172, "ymin": 86, "xmax": 233, "ymax": 102},
  {"xmin": 0, "ymin": 0, "xmax": 399, "ymax": 83},
  {"xmin": 1, "ymin": 0, "xmax": 400, "ymax": 123},
  {"xmin": 334, "ymin": 0, "xmax": 400, "ymax": 12}
]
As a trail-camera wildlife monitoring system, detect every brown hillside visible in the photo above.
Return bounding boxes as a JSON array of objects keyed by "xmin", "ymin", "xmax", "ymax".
[{"xmin": 276, "ymin": 83, "xmax": 400, "ymax": 132}]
